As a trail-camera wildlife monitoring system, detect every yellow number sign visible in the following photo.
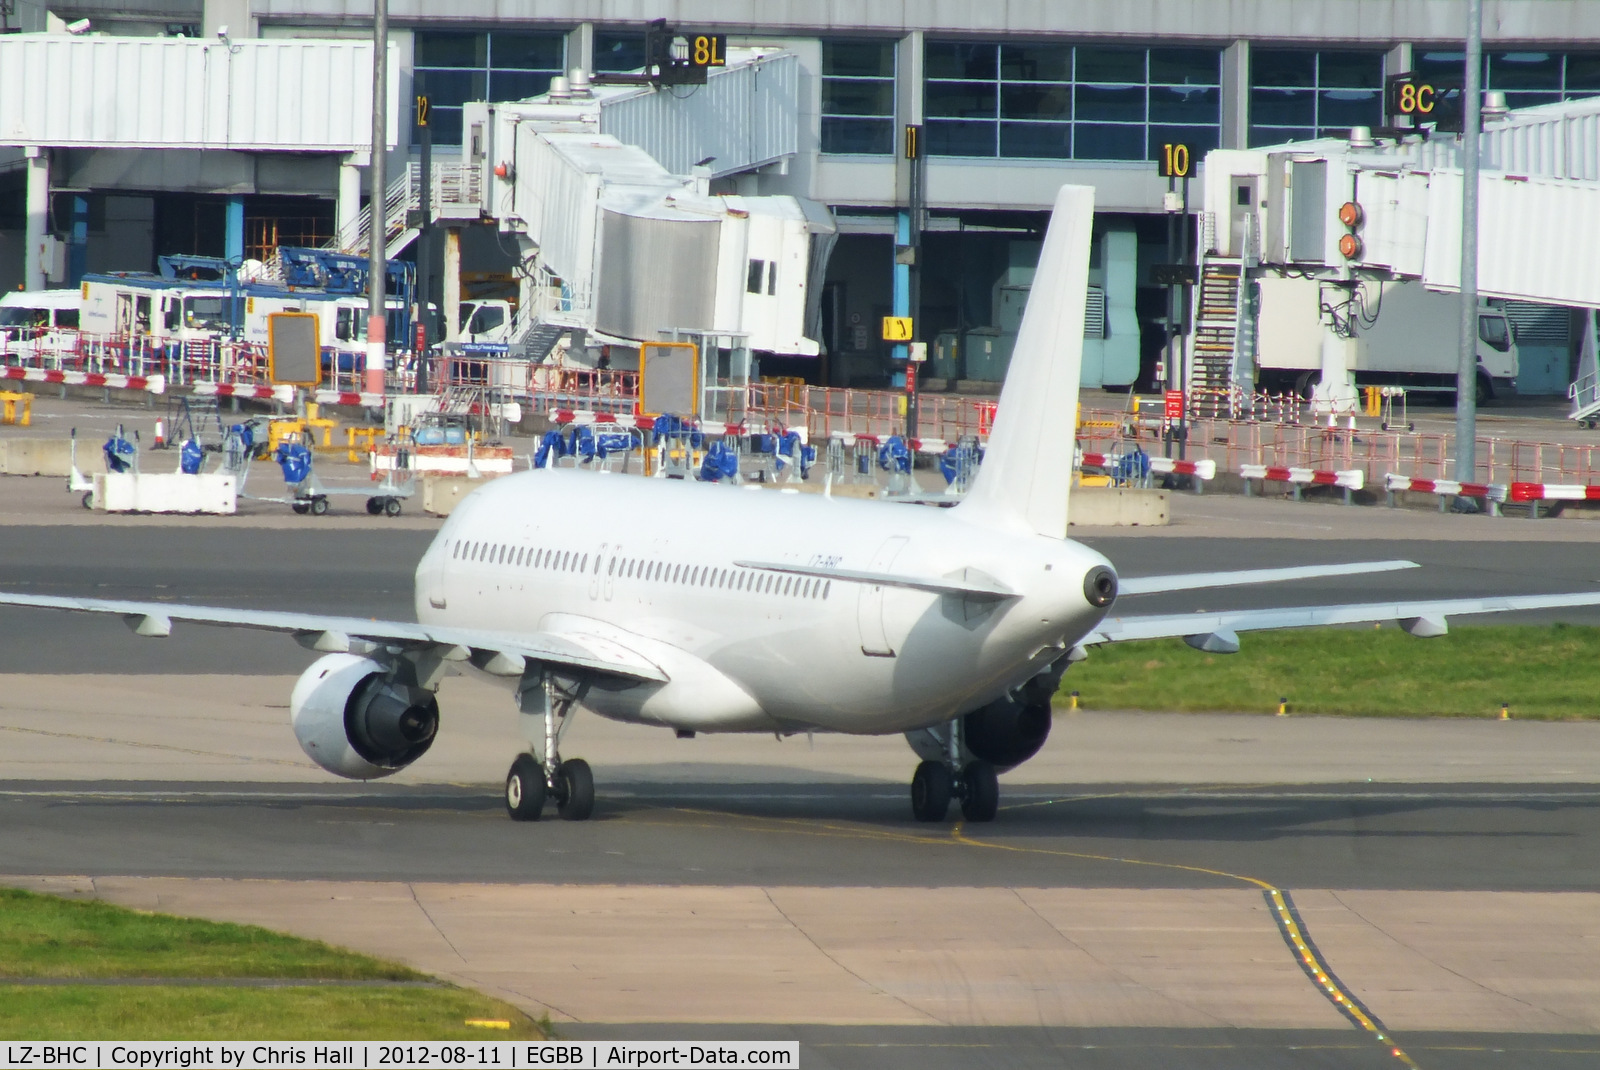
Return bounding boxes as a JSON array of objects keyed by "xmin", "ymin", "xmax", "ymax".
[{"xmin": 881, "ymin": 316, "xmax": 913, "ymax": 342}]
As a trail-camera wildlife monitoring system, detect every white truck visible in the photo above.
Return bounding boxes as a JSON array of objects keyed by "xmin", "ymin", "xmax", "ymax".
[{"xmin": 1256, "ymin": 277, "xmax": 1518, "ymax": 402}]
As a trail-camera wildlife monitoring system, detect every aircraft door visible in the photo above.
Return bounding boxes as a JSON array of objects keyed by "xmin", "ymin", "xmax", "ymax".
[
  {"xmin": 857, "ymin": 535, "xmax": 908, "ymax": 657},
  {"xmin": 421, "ymin": 543, "xmax": 449, "ymax": 611},
  {"xmin": 1229, "ymin": 178, "xmax": 1258, "ymax": 258}
]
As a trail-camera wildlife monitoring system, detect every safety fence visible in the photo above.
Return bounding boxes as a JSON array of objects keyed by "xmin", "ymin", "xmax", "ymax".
[{"xmin": 5, "ymin": 330, "xmax": 1600, "ymax": 494}]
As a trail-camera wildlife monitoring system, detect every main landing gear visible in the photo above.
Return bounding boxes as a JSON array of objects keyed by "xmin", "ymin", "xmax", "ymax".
[
  {"xmin": 504, "ymin": 676, "xmax": 595, "ymax": 822},
  {"xmin": 909, "ymin": 719, "xmax": 999, "ymax": 823}
]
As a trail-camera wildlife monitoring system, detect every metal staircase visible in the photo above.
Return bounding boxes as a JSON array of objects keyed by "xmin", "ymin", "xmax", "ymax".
[
  {"xmin": 521, "ymin": 323, "xmax": 568, "ymax": 362},
  {"xmin": 1187, "ymin": 258, "xmax": 1245, "ymax": 418},
  {"xmin": 327, "ymin": 163, "xmax": 485, "ymax": 258}
]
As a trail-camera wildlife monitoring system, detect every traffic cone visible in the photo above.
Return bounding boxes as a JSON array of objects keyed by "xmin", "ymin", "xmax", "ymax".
[{"xmin": 153, "ymin": 419, "xmax": 166, "ymax": 449}]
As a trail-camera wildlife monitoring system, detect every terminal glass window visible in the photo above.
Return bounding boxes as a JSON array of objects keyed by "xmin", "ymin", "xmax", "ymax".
[
  {"xmin": 594, "ymin": 31, "xmax": 647, "ymax": 74},
  {"xmin": 1250, "ymin": 50, "xmax": 1385, "ymax": 146},
  {"xmin": 1414, "ymin": 50, "xmax": 1600, "ymax": 109},
  {"xmin": 415, "ymin": 31, "xmax": 566, "ymax": 146},
  {"xmin": 924, "ymin": 42, "xmax": 1220, "ymax": 161},
  {"xmin": 821, "ymin": 40, "xmax": 896, "ymax": 154}
]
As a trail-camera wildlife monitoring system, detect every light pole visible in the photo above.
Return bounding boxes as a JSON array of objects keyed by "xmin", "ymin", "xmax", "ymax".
[
  {"xmin": 1454, "ymin": 0, "xmax": 1483, "ymax": 489},
  {"xmin": 365, "ymin": 0, "xmax": 389, "ymax": 397}
]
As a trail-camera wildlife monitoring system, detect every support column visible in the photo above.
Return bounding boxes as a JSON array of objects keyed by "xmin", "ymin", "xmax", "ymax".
[
  {"xmin": 443, "ymin": 226, "xmax": 462, "ymax": 342},
  {"xmin": 891, "ymin": 30, "xmax": 924, "ymax": 384},
  {"xmin": 224, "ymin": 197, "xmax": 245, "ymax": 262},
  {"xmin": 23, "ymin": 147, "xmax": 49, "ymax": 292},
  {"xmin": 337, "ymin": 153, "xmax": 366, "ymax": 252},
  {"xmin": 1221, "ymin": 40, "xmax": 1251, "ymax": 150},
  {"xmin": 566, "ymin": 22, "xmax": 594, "ymax": 75},
  {"xmin": 68, "ymin": 194, "xmax": 89, "ymax": 286}
]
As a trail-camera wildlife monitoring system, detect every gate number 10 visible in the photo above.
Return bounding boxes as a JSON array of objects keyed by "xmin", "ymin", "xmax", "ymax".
[{"xmin": 1159, "ymin": 143, "xmax": 1192, "ymax": 178}]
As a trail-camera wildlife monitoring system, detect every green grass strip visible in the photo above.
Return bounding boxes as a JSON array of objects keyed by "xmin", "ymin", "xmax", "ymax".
[
  {"xmin": 0, "ymin": 889, "xmax": 421, "ymax": 981},
  {"xmin": 1059, "ymin": 624, "xmax": 1600, "ymax": 719},
  {"xmin": 0, "ymin": 890, "xmax": 543, "ymax": 1039},
  {"xmin": 0, "ymin": 986, "xmax": 543, "ymax": 1040}
]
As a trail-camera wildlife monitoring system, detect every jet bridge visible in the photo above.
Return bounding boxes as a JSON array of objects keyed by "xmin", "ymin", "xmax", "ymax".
[
  {"xmin": 1191, "ymin": 96, "xmax": 1600, "ymax": 415},
  {"xmin": 458, "ymin": 50, "xmax": 835, "ymax": 362}
]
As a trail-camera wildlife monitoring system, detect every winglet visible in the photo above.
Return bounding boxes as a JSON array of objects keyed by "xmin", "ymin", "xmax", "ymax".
[{"xmin": 956, "ymin": 185, "xmax": 1094, "ymax": 538}]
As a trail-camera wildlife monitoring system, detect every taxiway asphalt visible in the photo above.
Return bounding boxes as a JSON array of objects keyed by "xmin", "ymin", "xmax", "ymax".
[{"xmin": 2, "ymin": 485, "xmax": 1600, "ymax": 1068}]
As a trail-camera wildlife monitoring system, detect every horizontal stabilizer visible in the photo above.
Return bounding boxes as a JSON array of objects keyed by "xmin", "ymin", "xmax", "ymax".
[
  {"xmin": 1118, "ymin": 560, "xmax": 1418, "ymax": 596},
  {"xmin": 734, "ymin": 560, "xmax": 1017, "ymax": 601}
]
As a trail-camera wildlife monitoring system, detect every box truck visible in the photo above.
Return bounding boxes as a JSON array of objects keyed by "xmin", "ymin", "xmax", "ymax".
[{"xmin": 1256, "ymin": 277, "xmax": 1518, "ymax": 401}]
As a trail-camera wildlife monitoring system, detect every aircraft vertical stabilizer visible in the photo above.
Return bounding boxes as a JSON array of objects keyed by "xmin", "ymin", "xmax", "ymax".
[{"xmin": 956, "ymin": 185, "xmax": 1094, "ymax": 538}]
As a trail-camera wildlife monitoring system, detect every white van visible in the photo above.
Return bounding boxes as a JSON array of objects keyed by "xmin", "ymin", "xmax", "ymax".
[{"xmin": 0, "ymin": 289, "xmax": 81, "ymax": 345}]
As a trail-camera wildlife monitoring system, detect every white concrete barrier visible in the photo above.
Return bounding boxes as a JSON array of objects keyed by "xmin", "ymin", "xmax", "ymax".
[{"xmin": 93, "ymin": 473, "xmax": 236, "ymax": 514}]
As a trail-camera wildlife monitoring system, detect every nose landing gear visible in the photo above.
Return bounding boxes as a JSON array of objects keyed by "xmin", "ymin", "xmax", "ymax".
[{"xmin": 909, "ymin": 719, "xmax": 999, "ymax": 823}]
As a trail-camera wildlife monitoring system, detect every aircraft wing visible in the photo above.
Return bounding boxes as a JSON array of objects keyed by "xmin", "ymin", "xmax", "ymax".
[
  {"xmin": 1089, "ymin": 591, "xmax": 1600, "ymax": 651},
  {"xmin": 1117, "ymin": 559, "xmax": 1418, "ymax": 596},
  {"xmin": 0, "ymin": 592, "xmax": 668, "ymax": 683}
]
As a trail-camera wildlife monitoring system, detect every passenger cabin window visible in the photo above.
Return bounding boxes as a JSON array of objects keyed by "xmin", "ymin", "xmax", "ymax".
[
  {"xmin": 747, "ymin": 259, "xmax": 766, "ymax": 294},
  {"xmin": 767, "ymin": 261, "xmax": 778, "ymax": 295}
]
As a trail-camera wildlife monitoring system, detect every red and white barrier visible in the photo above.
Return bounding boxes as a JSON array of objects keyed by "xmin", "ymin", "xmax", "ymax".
[
  {"xmin": 1241, "ymin": 463, "xmax": 1364, "ymax": 501},
  {"xmin": 1385, "ymin": 474, "xmax": 1508, "ymax": 513},
  {"xmin": 193, "ymin": 381, "xmax": 292, "ymax": 403},
  {"xmin": 828, "ymin": 430, "xmax": 986, "ymax": 455},
  {"xmin": 1, "ymin": 365, "xmax": 164, "ymax": 395},
  {"xmin": 1509, "ymin": 482, "xmax": 1600, "ymax": 515},
  {"xmin": 549, "ymin": 410, "xmax": 748, "ymax": 436},
  {"xmin": 1078, "ymin": 450, "xmax": 1216, "ymax": 487},
  {"xmin": 315, "ymin": 389, "xmax": 385, "ymax": 409},
  {"xmin": 1509, "ymin": 482, "xmax": 1600, "ymax": 502}
]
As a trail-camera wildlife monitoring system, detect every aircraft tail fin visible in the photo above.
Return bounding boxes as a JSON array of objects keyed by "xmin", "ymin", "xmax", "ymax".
[{"xmin": 955, "ymin": 185, "xmax": 1094, "ymax": 538}]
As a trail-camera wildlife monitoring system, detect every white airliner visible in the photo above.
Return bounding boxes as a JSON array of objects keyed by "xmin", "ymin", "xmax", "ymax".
[{"xmin": 6, "ymin": 186, "xmax": 1599, "ymax": 823}]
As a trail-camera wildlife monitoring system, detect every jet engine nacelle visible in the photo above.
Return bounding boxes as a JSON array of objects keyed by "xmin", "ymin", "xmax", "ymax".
[
  {"xmin": 962, "ymin": 694, "xmax": 1052, "ymax": 771},
  {"xmin": 290, "ymin": 653, "xmax": 439, "ymax": 779}
]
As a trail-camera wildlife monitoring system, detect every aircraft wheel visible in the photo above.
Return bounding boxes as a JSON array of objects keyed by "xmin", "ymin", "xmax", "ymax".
[
  {"xmin": 554, "ymin": 758, "xmax": 595, "ymax": 821},
  {"xmin": 292, "ymin": 501, "xmax": 310, "ymax": 515},
  {"xmin": 505, "ymin": 754, "xmax": 546, "ymax": 821},
  {"xmin": 910, "ymin": 760, "xmax": 953, "ymax": 822},
  {"xmin": 310, "ymin": 496, "xmax": 329, "ymax": 516},
  {"xmin": 384, "ymin": 496, "xmax": 403, "ymax": 517},
  {"xmin": 959, "ymin": 761, "xmax": 1000, "ymax": 822},
  {"xmin": 81, "ymin": 491, "xmax": 93, "ymax": 510},
  {"xmin": 365, "ymin": 496, "xmax": 383, "ymax": 515}
]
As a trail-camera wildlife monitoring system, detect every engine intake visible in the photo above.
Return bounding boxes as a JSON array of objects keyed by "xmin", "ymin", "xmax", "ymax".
[
  {"xmin": 291, "ymin": 653, "xmax": 439, "ymax": 779},
  {"xmin": 1083, "ymin": 565, "xmax": 1118, "ymax": 608}
]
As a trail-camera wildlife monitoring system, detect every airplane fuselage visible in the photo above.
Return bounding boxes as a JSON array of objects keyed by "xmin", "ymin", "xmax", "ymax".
[{"xmin": 414, "ymin": 468, "xmax": 1115, "ymax": 736}]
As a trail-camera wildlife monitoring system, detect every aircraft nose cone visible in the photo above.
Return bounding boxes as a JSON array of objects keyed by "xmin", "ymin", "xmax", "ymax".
[{"xmin": 1083, "ymin": 565, "xmax": 1118, "ymax": 609}]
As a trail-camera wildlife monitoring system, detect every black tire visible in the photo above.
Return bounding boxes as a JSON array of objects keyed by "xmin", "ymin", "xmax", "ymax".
[
  {"xmin": 384, "ymin": 496, "xmax": 403, "ymax": 517},
  {"xmin": 1476, "ymin": 372, "xmax": 1495, "ymax": 405},
  {"xmin": 365, "ymin": 497, "xmax": 383, "ymax": 515},
  {"xmin": 310, "ymin": 496, "xmax": 329, "ymax": 516},
  {"xmin": 1294, "ymin": 370, "xmax": 1321, "ymax": 401},
  {"xmin": 505, "ymin": 754, "xmax": 546, "ymax": 821},
  {"xmin": 80, "ymin": 491, "xmax": 93, "ymax": 510},
  {"xmin": 959, "ymin": 761, "xmax": 1000, "ymax": 822},
  {"xmin": 555, "ymin": 758, "xmax": 595, "ymax": 821},
  {"xmin": 910, "ymin": 760, "xmax": 953, "ymax": 822},
  {"xmin": 292, "ymin": 501, "xmax": 310, "ymax": 515}
]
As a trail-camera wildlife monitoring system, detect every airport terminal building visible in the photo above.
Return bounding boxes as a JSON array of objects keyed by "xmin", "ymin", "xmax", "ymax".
[{"xmin": 3, "ymin": 0, "xmax": 1599, "ymax": 389}]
